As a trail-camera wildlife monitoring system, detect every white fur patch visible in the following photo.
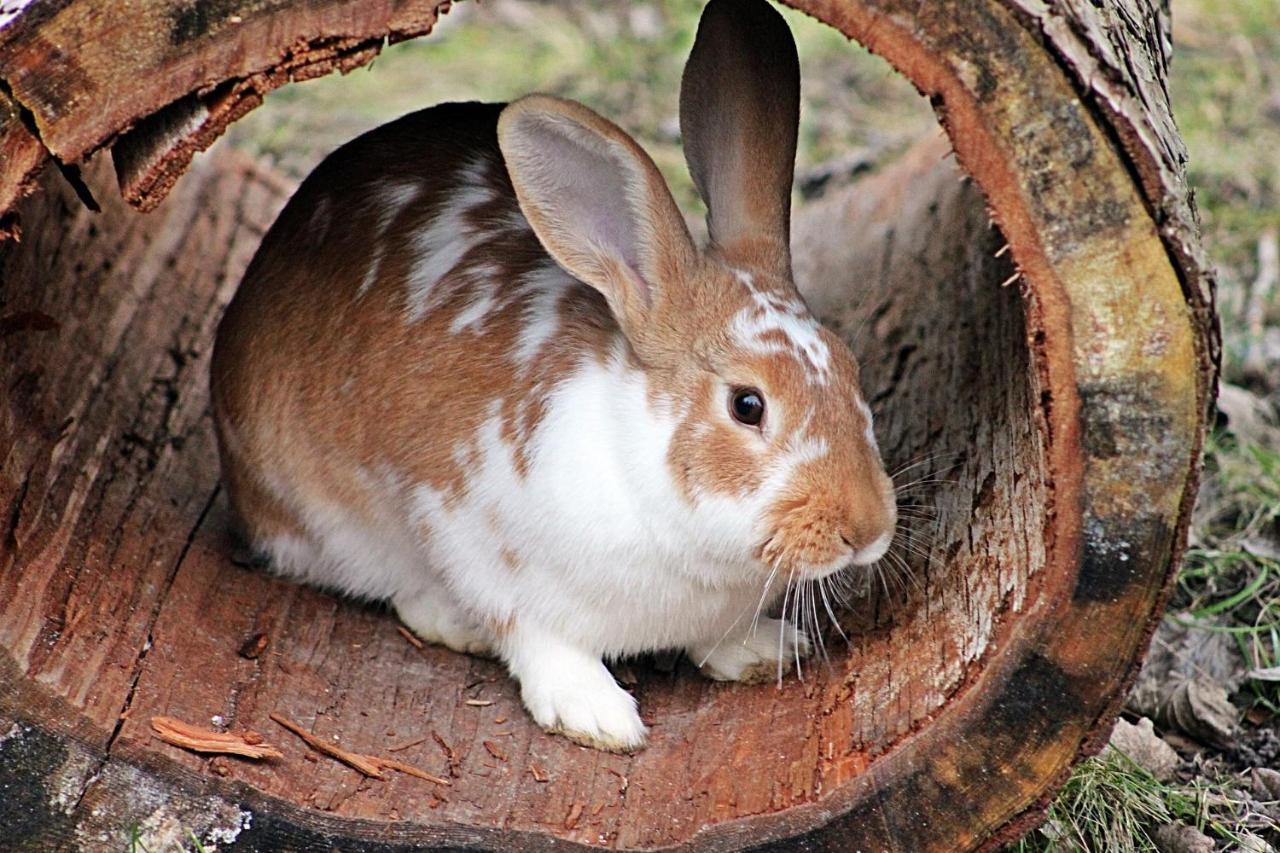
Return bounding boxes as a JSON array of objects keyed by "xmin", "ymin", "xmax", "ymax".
[
  {"xmin": 450, "ymin": 292, "xmax": 498, "ymax": 335},
  {"xmin": 404, "ymin": 160, "xmax": 494, "ymax": 322},
  {"xmin": 448, "ymin": 263, "xmax": 504, "ymax": 335},
  {"xmin": 358, "ymin": 178, "xmax": 422, "ymax": 296},
  {"xmin": 856, "ymin": 399, "xmax": 878, "ymax": 451},
  {"xmin": 729, "ymin": 272, "xmax": 832, "ymax": 383},
  {"xmin": 513, "ymin": 262, "xmax": 574, "ymax": 366}
]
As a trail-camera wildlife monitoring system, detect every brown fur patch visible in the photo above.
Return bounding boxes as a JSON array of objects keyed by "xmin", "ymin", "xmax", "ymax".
[{"xmin": 213, "ymin": 104, "xmax": 619, "ymax": 548}]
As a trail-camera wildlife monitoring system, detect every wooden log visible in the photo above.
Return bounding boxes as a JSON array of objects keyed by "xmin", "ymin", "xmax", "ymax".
[{"xmin": 0, "ymin": 0, "xmax": 1216, "ymax": 849}]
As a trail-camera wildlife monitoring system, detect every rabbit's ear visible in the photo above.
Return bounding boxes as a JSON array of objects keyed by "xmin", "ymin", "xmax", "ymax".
[
  {"xmin": 498, "ymin": 95, "xmax": 696, "ymax": 337},
  {"xmin": 680, "ymin": 0, "xmax": 800, "ymax": 270}
]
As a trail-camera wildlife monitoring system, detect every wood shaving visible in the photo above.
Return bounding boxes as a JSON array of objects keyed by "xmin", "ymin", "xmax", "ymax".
[
  {"xmin": 238, "ymin": 631, "xmax": 269, "ymax": 659},
  {"xmin": 150, "ymin": 716, "xmax": 282, "ymax": 760},
  {"xmin": 483, "ymin": 740, "xmax": 507, "ymax": 761},
  {"xmin": 464, "ymin": 699, "xmax": 493, "ymax": 707},
  {"xmin": 564, "ymin": 801, "xmax": 583, "ymax": 829},
  {"xmin": 529, "ymin": 764, "xmax": 549, "ymax": 783},
  {"xmin": 396, "ymin": 625, "xmax": 424, "ymax": 649},
  {"xmin": 270, "ymin": 713, "xmax": 449, "ymax": 786},
  {"xmin": 387, "ymin": 735, "xmax": 429, "ymax": 753},
  {"xmin": 433, "ymin": 731, "xmax": 462, "ymax": 777}
]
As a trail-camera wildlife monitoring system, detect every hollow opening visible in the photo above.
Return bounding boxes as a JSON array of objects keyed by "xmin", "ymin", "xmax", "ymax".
[{"xmin": 0, "ymin": 3, "xmax": 1059, "ymax": 847}]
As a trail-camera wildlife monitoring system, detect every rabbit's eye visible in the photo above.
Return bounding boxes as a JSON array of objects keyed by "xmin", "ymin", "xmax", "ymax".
[{"xmin": 730, "ymin": 388, "xmax": 765, "ymax": 427}]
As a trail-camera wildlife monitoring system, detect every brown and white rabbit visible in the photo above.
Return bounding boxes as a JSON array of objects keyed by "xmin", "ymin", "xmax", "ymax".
[{"xmin": 210, "ymin": 0, "xmax": 896, "ymax": 751}]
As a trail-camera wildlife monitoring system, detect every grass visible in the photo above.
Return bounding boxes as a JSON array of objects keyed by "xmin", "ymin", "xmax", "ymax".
[
  {"xmin": 1017, "ymin": 746, "xmax": 1277, "ymax": 852},
  {"xmin": 1017, "ymin": 748, "xmax": 1182, "ymax": 853},
  {"xmin": 1176, "ymin": 432, "xmax": 1280, "ymax": 713}
]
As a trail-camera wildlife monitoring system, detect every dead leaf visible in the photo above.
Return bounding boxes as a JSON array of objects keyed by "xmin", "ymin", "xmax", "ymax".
[
  {"xmin": 1152, "ymin": 823, "xmax": 1215, "ymax": 853},
  {"xmin": 1109, "ymin": 717, "xmax": 1180, "ymax": 781},
  {"xmin": 1252, "ymin": 767, "xmax": 1280, "ymax": 801},
  {"xmin": 1216, "ymin": 383, "xmax": 1280, "ymax": 448},
  {"xmin": 1128, "ymin": 616, "xmax": 1244, "ymax": 748}
]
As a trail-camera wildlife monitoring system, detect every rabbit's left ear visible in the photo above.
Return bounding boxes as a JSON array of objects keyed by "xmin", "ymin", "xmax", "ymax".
[
  {"xmin": 680, "ymin": 0, "xmax": 800, "ymax": 271},
  {"xmin": 498, "ymin": 95, "xmax": 696, "ymax": 340}
]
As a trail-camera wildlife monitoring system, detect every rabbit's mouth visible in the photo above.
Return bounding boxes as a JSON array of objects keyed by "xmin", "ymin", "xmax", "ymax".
[
  {"xmin": 756, "ymin": 529, "xmax": 880, "ymax": 582},
  {"xmin": 756, "ymin": 494, "xmax": 897, "ymax": 581}
]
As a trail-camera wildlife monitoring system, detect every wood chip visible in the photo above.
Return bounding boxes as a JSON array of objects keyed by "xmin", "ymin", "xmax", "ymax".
[
  {"xmin": 433, "ymin": 731, "xmax": 462, "ymax": 777},
  {"xmin": 270, "ymin": 713, "xmax": 449, "ymax": 786},
  {"xmin": 237, "ymin": 631, "xmax": 269, "ymax": 659},
  {"xmin": 464, "ymin": 699, "xmax": 493, "ymax": 707},
  {"xmin": 396, "ymin": 625, "xmax": 424, "ymax": 650},
  {"xmin": 387, "ymin": 735, "xmax": 429, "ymax": 753},
  {"xmin": 564, "ymin": 802, "xmax": 583, "ymax": 830},
  {"xmin": 150, "ymin": 716, "xmax": 283, "ymax": 760},
  {"xmin": 483, "ymin": 740, "xmax": 507, "ymax": 761},
  {"xmin": 377, "ymin": 757, "xmax": 451, "ymax": 786},
  {"xmin": 529, "ymin": 764, "xmax": 549, "ymax": 783}
]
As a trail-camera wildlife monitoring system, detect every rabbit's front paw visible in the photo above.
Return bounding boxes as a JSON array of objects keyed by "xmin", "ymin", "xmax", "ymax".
[
  {"xmin": 691, "ymin": 617, "xmax": 812, "ymax": 684},
  {"xmin": 519, "ymin": 657, "xmax": 647, "ymax": 753}
]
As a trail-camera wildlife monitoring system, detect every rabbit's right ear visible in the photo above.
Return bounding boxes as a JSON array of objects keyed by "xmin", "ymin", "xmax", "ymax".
[
  {"xmin": 498, "ymin": 95, "xmax": 696, "ymax": 343},
  {"xmin": 680, "ymin": 0, "xmax": 800, "ymax": 272}
]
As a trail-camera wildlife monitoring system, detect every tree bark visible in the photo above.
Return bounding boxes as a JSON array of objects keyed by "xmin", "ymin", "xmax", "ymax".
[{"xmin": 0, "ymin": 0, "xmax": 1216, "ymax": 850}]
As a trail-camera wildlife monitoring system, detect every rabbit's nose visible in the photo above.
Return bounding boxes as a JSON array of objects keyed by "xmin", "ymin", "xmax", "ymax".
[{"xmin": 848, "ymin": 530, "xmax": 893, "ymax": 565}]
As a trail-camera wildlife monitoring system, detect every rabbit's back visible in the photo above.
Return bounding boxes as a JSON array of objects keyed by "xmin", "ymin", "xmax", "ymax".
[{"xmin": 209, "ymin": 102, "xmax": 625, "ymax": 599}]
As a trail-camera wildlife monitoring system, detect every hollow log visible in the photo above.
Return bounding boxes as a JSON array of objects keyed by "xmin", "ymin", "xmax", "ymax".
[{"xmin": 0, "ymin": 0, "xmax": 1217, "ymax": 850}]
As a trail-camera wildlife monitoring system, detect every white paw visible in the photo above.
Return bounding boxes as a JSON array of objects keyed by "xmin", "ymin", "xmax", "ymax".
[
  {"xmin": 395, "ymin": 597, "xmax": 494, "ymax": 657},
  {"xmin": 520, "ymin": 661, "xmax": 647, "ymax": 753},
  {"xmin": 691, "ymin": 617, "xmax": 812, "ymax": 684}
]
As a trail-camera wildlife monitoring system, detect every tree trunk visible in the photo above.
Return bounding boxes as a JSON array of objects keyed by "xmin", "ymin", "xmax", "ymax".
[{"xmin": 0, "ymin": 1, "xmax": 1216, "ymax": 850}]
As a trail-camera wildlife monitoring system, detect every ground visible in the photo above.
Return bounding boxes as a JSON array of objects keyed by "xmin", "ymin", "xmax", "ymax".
[{"xmin": 220, "ymin": 1, "xmax": 1280, "ymax": 849}]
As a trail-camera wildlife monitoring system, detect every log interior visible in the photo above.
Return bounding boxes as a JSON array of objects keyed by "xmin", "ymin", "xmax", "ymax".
[{"xmin": 0, "ymin": 120, "xmax": 1045, "ymax": 845}]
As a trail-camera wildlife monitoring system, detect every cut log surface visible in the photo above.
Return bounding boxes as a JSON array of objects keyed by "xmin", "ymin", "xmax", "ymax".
[{"xmin": 0, "ymin": 0, "xmax": 1217, "ymax": 850}]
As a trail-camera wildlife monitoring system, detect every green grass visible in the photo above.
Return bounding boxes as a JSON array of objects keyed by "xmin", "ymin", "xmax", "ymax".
[
  {"xmin": 1016, "ymin": 746, "xmax": 1276, "ymax": 852},
  {"xmin": 1171, "ymin": 0, "xmax": 1280, "ymax": 382},
  {"xmin": 1016, "ymin": 747, "xmax": 1182, "ymax": 853},
  {"xmin": 224, "ymin": 0, "xmax": 933, "ymax": 216},
  {"xmin": 1179, "ymin": 432, "xmax": 1280, "ymax": 712}
]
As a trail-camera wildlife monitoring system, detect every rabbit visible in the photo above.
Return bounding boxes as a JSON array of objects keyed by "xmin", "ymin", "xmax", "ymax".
[{"xmin": 209, "ymin": 0, "xmax": 896, "ymax": 752}]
